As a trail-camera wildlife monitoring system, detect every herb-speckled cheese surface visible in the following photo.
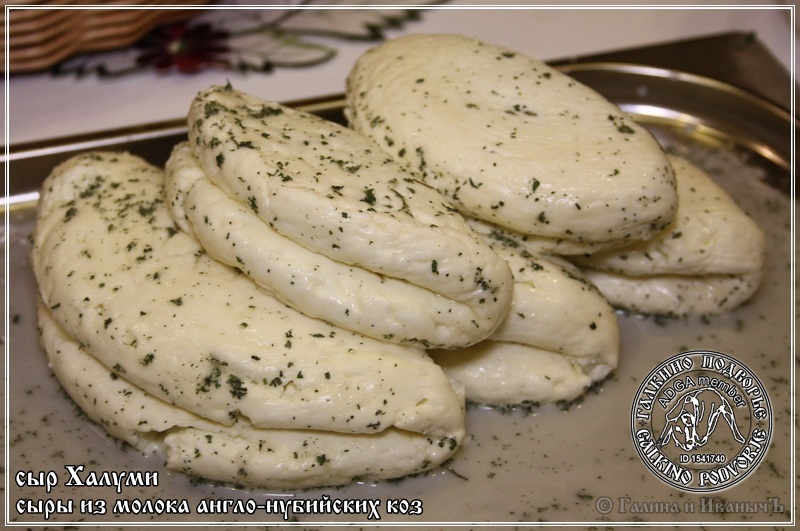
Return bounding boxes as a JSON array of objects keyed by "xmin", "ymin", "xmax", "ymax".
[
  {"xmin": 180, "ymin": 85, "xmax": 513, "ymax": 349},
  {"xmin": 346, "ymin": 33, "xmax": 678, "ymax": 254},
  {"xmin": 39, "ymin": 304, "xmax": 460, "ymax": 488},
  {"xmin": 572, "ymin": 155, "xmax": 766, "ymax": 316},
  {"xmin": 432, "ymin": 246, "xmax": 618, "ymax": 405},
  {"xmin": 32, "ymin": 152, "xmax": 465, "ymax": 487}
]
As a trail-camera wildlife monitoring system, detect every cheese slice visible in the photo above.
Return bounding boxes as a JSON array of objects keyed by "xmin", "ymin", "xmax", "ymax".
[
  {"xmin": 571, "ymin": 155, "xmax": 766, "ymax": 316},
  {"xmin": 346, "ymin": 33, "xmax": 677, "ymax": 254},
  {"xmin": 433, "ymin": 245, "xmax": 619, "ymax": 405},
  {"xmin": 32, "ymin": 152, "xmax": 465, "ymax": 451},
  {"xmin": 39, "ymin": 303, "xmax": 462, "ymax": 488},
  {"xmin": 178, "ymin": 85, "xmax": 513, "ymax": 348}
]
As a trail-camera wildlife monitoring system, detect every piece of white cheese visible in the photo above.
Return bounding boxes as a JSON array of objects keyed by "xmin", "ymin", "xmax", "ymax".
[
  {"xmin": 432, "ymin": 245, "xmax": 619, "ymax": 405},
  {"xmin": 571, "ymin": 155, "xmax": 766, "ymax": 316},
  {"xmin": 167, "ymin": 140, "xmax": 509, "ymax": 349},
  {"xmin": 179, "ymin": 85, "xmax": 513, "ymax": 348},
  {"xmin": 39, "ymin": 303, "xmax": 461, "ymax": 488},
  {"xmin": 31, "ymin": 152, "xmax": 465, "ymax": 450},
  {"xmin": 346, "ymin": 33, "xmax": 677, "ymax": 254}
]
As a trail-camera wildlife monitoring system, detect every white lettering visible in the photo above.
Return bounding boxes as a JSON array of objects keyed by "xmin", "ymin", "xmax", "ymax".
[{"xmin": 15, "ymin": 470, "xmax": 59, "ymax": 494}]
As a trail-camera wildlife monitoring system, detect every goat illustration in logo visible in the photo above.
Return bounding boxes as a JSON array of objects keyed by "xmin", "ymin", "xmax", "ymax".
[{"xmin": 658, "ymin": 387, "xmax": 746, "ymax": 451}]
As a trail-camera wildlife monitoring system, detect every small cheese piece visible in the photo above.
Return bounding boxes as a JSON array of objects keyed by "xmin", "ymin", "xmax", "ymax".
[
  {"xmin": 39, "ymin": 304, "xmax": 461, "ymax": 488},
  {"xmin": 346, "ymin": 33, "xmax": 677, "ymax": 254},
  {"xmin": 32, "ymin": 152, "xmax": 465, "ymax": 448},
  {"xmin": 180, "ymin": 85, "xmax": 513, "ymax": 348},
  {"xmin": 572, "ymin": 155, "xmax": 766, "ymax": 316},
  {"xmin": 432, "ymin": 245, "xmax": 619, "ymax": 405}
]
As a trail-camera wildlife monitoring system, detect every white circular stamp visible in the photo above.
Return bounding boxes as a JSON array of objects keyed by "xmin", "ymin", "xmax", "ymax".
[{"xmin": 630, "ymin": 350, "xmax": 772, "ymax": 492}]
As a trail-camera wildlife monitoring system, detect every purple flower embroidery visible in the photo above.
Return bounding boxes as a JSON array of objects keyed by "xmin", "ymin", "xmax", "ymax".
[
  {"xmin": 135, "ymin": 22, "xmax": 230, "ymax": 73},
  {"xmin": 49, "ymin": 5, "xmax": 438, "ymax": 78}
]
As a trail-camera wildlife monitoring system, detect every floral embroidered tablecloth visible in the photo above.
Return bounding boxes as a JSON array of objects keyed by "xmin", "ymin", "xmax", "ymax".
[
  {"xmin": 5, "ymin": 4, "xmax": 794, "ymax": 147},
  {"xmin": 50, "ymin": 1, "xmax": 443, "ymax": 78}
]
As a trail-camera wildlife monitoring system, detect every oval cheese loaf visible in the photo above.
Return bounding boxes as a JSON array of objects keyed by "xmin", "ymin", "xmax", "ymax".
[
  {"xmin": 433, "ymin": 245, "xmax": 619, "ymax": 405},
  {"xmin": 346, "ymin": 33, "xmax": 678, "ymax": 254},
  {"xmin": 39, "ymin": 303, "xmax": 461, "ymax": 488},
  {"xmin": 32, "ymin": 152, "xmax": 465, "ymax": 455},
  {"xmin": 572, "ymin": 155, "xmax": 766, "ymax": 316},
  {"xmin": 178, "ymin": 85, "xmax": 513, "ymax": 348}
]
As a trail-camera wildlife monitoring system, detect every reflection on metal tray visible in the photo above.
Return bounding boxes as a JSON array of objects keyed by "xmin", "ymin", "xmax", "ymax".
[
  {"xmin": 552, "ymin": 31, "xmax": 794, "ymax": 114},
  {"xmin": 561, "ymin": 63, "xmax": 793, "ymax": 194}
]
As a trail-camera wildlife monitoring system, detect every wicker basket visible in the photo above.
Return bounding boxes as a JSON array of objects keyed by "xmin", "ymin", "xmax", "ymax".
[{"xmin": 4, "ymin": 1, "xmax": 209, "ymax": 73}]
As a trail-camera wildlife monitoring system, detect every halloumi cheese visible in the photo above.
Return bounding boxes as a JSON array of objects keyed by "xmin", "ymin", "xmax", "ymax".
[
  {"xmin": 433, "ymin": 244, "xmax": 619, "ymax": 405},
  {"xmin": 571, "ymin": 155, "xmax": 766, "ymax": 316},
  {"xmin": 32, "ymin": 151, "xmax": 465, "ymax": 486},
  {"xmin": 178, "ymin": 85, "xmax": 513, "ymax": 348},
  {"xmin": 39, "ymin": 303, "xmax": 461, "ymax": 488},
  {"xmin": 346, "ymin": 33, "xmax": 677, "ymax": 254}
]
